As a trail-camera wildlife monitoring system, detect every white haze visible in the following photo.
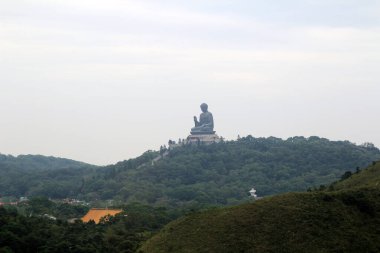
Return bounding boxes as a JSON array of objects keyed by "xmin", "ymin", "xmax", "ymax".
[{"xmin": 0, "ymin": 0, "xmax": 379, "ymax": 165}]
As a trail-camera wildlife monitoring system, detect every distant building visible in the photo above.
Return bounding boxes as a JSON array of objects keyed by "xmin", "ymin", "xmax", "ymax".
[
  {"xmin": 42, "ymin": 214, "xmax": 57, "ymax": 220},
  {"xmin": 67, "ymin": 218, "xmax": 81, "ymax": 224},
  {"xmin": 249, "ymin": 188, "xmax": 258, "ymax": 199},
  {"xmin": 0, "ymin": 201, "xmax": 18, "ymax": 206},
  {"xmin": 60, "ymin": 198, "xmax": 88, "ymax": 205},
  {"xmin": 81, "ymin": 208, "xmax": 123, "ymax": 224},
  {"xmin": 19, "ymin": 197, "xmax": 29, "ymax": 202}
]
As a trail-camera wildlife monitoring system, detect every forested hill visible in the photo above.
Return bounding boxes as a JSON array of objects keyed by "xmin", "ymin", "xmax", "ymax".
[
  {"xmin": 82, "ymin": 136, "xmax": 380, "ymax": 208},
  {"xmin": 0, "ymin": 154, "xmax": 96, "ymax": 198},
  {"xmin": 0, "ymin": 153, "xmax": 93, "ymax": 171},
  {"xmin": 1, "ymin": 136, "xmax": 380, "ymax": 208}
]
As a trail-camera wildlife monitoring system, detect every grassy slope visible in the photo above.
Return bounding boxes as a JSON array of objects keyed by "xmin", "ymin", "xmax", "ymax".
[
  {"xmin": 332, "ymin": 161, "xmax": 380, "ymax": 190},
  {"xmin": 140, "ymin": 162, "xmax": 380, "ymax": 253}
]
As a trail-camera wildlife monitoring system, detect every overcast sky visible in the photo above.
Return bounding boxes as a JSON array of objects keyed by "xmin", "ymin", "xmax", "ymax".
[{"xmin": 1, "ymin": 0, "xmax": 379, "ymax": 165}]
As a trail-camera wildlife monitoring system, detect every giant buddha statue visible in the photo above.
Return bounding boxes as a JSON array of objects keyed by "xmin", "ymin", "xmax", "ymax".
[{"xmin": 191, "ymin": 103, "xmax": 215, "ymax": 135}]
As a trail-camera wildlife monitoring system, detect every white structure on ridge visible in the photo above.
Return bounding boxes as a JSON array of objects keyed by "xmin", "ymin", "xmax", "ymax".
[{"xmin": 249, "ymin": 188, "xmax": 258, "ymax": 199}]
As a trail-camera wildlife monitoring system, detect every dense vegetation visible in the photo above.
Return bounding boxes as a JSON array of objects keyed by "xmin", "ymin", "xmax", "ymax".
[
  {"xmin": 84, "ymin": 136, "xmax": 380, "ymax": 208},
  {"xmin": 0, "ymin": 154, "xmax": 92, "ymax": 171},
  {"xmin": 141, "ymin": 161, "xmax": 380, "ymax": 253},
  {"xmin": 1, "ymin": 137, "xmax": 379, "ymax": 210},
  {"xmin": 1, "ymin": 139, "xmax": 379, "ymax": 252},
  {"xmin": 16, "ymin": 196, "xmax": 89, "ymax": 220},
  {"xmin": 0, "ymin": 154, "xmax": 96, "ymax": 198},
  {"xmin": 0, "ymin": 203, "xmax": 174, "ymax": 253}
]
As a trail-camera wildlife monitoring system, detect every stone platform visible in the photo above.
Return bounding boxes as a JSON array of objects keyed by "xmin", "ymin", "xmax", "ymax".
[{"xmin": 187, "ymin": 134, "xmax": 221, "ymax": 145}]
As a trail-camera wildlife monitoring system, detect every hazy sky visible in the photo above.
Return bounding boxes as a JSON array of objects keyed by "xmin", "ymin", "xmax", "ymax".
[{"xmin": 1, "ymin": 0, "xmax": 379, "ymax": 165}]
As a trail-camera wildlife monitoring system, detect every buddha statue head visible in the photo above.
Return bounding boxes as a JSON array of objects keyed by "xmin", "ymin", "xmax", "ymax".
[{"xmin": 200, "ymin": 103, "xmax": 208, "ymax": 112}]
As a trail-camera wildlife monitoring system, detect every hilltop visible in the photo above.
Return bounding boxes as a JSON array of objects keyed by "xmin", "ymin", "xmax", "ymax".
[
  {"xmin": 82, "ymin": 136, "xmax": 379, "ymax": 208},
  {"xmin": 0, "ymin": 154, "xmax": 96, "ymax": 198},
  {"xmin": 1, "ymin": 136, "xmax": 379, "ymax": 209},
  {"xmin": 140, "ymin": 161, "xmax": 380, "ymax": 253},
  {"xmin": 0, "ymin": 153, "xmax": 93, "ymax": 171}
]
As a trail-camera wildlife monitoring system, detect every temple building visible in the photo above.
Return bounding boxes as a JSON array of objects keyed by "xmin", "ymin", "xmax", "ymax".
[{"xmin": 81, "ymin": 208, "xmax": 123, "ymax": 224}]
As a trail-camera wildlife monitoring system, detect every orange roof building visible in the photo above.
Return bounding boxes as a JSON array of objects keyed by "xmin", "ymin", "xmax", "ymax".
[{"xmin": 81, "ymin": 208, "xmax": 123, "ymax": 224}]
